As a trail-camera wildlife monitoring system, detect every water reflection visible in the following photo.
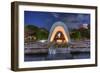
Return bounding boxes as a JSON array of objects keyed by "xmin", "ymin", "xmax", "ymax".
[
  {"xmin": 24, "ymin": 50, "xmax": 90, "ymax": 61},
  {"xmin": 24, "ymin": 40, "xmax": 90, "ymax": 62}
]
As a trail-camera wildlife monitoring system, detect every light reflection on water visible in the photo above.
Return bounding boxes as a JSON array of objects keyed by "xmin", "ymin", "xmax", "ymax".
[
  {"xmin": 24, "ymin": 40, "xmax": 90, "ymax": 61},
  {"xmin": 24, "ymin": 52, "xmax": 90, "ymax": 62}
]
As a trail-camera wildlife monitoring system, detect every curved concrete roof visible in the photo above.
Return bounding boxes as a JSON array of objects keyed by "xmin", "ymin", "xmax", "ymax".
[{"xmin": 48, "ymin": 21, "xmax": 70, "ymax": 43}]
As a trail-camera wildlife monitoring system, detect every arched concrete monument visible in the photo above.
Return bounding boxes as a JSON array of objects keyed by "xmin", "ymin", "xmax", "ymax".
[{"xmin": 48, "ymin": 21, "xmax": 70, "ymax": 44}]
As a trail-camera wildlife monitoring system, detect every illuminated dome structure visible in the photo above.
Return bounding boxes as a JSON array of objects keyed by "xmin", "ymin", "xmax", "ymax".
[{"xmin": 48, "ymin": 21, "xmax": 70, "ymax": 44}]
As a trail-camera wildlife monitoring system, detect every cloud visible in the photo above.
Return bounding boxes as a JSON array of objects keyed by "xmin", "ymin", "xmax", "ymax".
[{"xmin": 51, "ymin": 13, "xmax": 59, "ymax": 18}]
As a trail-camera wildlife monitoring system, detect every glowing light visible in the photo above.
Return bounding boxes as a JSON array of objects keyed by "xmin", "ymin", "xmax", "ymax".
[
  {"xmin": 39, "ymin": 40, "xmax": 46, "ymax": 43},
  {"xmin": 50, "ymin": 26, "xmax": 69, "ymax": 43}
]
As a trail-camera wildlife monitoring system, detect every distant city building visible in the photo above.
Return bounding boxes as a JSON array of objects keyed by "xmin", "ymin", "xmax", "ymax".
[{"xmin": 79, "ymin": 24, "xmax": 88, "ymax": 29}]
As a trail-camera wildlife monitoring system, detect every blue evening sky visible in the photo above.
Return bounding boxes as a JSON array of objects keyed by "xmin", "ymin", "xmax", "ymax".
[{"xmin": 24, "ymin": 11, "xmax": 90, "ymax": 31}]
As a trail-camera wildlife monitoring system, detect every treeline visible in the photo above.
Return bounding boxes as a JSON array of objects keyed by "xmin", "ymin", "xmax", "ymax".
[
  {"xmin": 70, "ymin": 27, "xmax": 90, "ymax": 40},
  {"xmin": 24, "ymin": 25, "xmax": 49, "ymax": 42}
]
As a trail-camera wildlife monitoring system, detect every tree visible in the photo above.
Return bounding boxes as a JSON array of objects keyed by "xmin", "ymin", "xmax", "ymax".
[
  {"xmin": 70, "ymin": 31, "xmax": 81, "ymax": 40},
  {"xmin": 24, "ymin": 25, "xmax": 49, "ymax": 42}
]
